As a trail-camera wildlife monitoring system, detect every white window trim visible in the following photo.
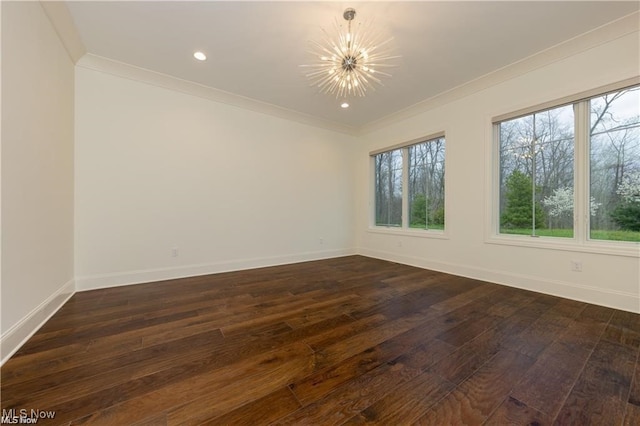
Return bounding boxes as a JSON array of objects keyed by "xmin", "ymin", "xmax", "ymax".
[
  {"xmin": 485, "ymin": 78, "xmax": 640, "ymax": 258},
  {"xmin": 367, "ymin": 226, "xmax": 450, "ymax": 239},
  {"xmin": 369, "ymin": 132, "xmax": 449, "ymax": 239}
]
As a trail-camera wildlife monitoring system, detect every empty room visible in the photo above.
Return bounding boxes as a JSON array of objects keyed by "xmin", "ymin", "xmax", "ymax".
[{"xmin": 2, "ymin": 1, "xmax": 640, "ymax": 425}]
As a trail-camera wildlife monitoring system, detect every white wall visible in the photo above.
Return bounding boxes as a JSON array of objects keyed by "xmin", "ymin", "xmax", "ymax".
[
  {"xmin": 355, "ymin": 31, "xmax": 640, "ymax": 313},
  {"xmin": 74, "ymin": 67, "xmax": 357, "ymax": 289},
  {"xmin": 1, "ymin": 2, "xmax": 75, "ymax": 362}
]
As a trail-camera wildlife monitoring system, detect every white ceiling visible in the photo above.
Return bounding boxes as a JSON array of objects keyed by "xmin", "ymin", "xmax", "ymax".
[{"xmin": 66, "ymin": 1, "xmax": 639, "ymax": 129}]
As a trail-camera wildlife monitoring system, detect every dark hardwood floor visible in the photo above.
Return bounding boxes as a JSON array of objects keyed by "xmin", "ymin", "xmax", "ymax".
[{"xmin": 1, "ymin": 255, "xmax": 639, "ymax": 425}]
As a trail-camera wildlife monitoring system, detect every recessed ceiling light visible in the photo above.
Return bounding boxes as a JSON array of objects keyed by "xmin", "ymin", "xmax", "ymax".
[
  {"xmin": 341, "ymin": 102, "xmax": 350, "ymax": 109},
  {"xmin": 193, "ymin": 51, "xmax": 207, "ymax": 61}
]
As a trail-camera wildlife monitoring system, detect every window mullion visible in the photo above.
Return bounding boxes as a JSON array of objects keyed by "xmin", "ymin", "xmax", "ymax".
[
  {"xmin": 402, "ymin": 147, "xmax": 409, "ymax": 229},
  {"xmin": 574, "ymin": 101, "xmax": 588, "ymax": 243}
]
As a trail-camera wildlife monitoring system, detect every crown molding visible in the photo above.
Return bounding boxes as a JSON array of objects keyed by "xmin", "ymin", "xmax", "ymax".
[
  {"xmin": 42, "ymin": 2, "xmax": 638, "ymax": 137},
  {"xmin": 76, "ymin": 54, "xmax": 359, "ymax": 136},
  {"xmin": 39, "ymin": 1, "xmax": 86, "ymax": 63},
  {"xmin": 360, "ymin": 11, "xmax": 640, "ymax": 135}
]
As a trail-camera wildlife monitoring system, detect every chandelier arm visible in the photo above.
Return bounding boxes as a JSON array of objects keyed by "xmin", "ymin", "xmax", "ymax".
[
  {"xmin": 353, "ymin": 73, "xmax": 372, "ymax": 89},
  {"xmin": 317, "ymin": 73, "xmax": 343, "ymax": 91},
  {"xmin": 358, "ymin": 72, "xmax": 381, "ymax": 86},
  {"xmin": 364, "ymin": 60, "xmax": 401, "ymax": 66},
  {"xmin": 369, "ymin": 71, "xmax": 392, "ymax": 78}
]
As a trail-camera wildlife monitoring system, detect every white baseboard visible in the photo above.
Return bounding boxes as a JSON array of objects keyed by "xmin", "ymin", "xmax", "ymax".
[
  {"xmin": 1, "ymin": 279, "xmax": 75, "ymax": 365},
  {"xmin": 358, "ymin": 248, "xmax": 640, "ymax": 314},
  {"xmin": 76, "ymin": 248, "xmax": 357, "ymax": 291}
]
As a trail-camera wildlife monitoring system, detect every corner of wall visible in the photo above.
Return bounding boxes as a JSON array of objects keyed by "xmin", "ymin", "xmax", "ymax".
[
  {"xmin": 1, "ymin": 280, "xmax": 75, "ymax": 365},
  {"xmin": 39, "ymin": 0, "xmax": 86, "ymax": 63}
]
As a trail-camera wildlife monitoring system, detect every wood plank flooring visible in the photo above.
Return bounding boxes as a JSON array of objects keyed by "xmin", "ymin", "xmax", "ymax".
[{"xmin": 1, "ymin": 255, "xmax": 639, "ymax": 425}]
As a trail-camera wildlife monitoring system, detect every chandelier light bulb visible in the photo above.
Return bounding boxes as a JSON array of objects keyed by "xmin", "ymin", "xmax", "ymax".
[{"xmin": 301, "ymin": 7, "xmax": 399, "ymax": 98}]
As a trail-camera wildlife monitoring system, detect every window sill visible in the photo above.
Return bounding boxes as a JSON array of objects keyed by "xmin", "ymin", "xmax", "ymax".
[
  {"xmin": 486, "ymin": 234, "xmax": 640, "ymax": 257},
  {"xmin": 368, "ymin": 226, "xmax": 449, "ymax": 240}
]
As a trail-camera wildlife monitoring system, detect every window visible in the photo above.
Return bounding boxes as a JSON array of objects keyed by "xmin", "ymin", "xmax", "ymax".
[
  {"xmin": 374, "ymin": 149, "xmax": 403, "ymax": 226},
  {"xmin": 589, "ymin": 89, "xmax": 640, "ymax": 242},
  {"xmin": 499, "ymin": 104, "xmax": 575, "ymax": 238},
  {"xmin": 408, "ymin": 139, "xmax": 446, "ymax": 230},
  {"xmin": 495, "ymin": 82, "xmax": 639, "ymax": 245},
  {"xmin": 373, "ymin": 135, "xmax": 446, "ymax": 232}
]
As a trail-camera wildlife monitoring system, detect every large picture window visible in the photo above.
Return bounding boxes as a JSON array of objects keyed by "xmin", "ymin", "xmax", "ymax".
[
  {"xmin": 373, "ymin": 135, "xmax": 446, "ymax": 232},
  {"xmin": 495, "ymin": 83, "xmax": 639, "ymax": 244}
]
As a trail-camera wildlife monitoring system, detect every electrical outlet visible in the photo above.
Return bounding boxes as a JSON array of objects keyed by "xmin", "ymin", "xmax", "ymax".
[
  {"xmin": 570, "ymin": 260, "xmax": 582, "ymax": 272},
  {"xmin": 397, "ymin": 241, "xmax": 403, "ymax": 248},
  {"xmin": 319, "ymin": 237, "xmax": 324, "ymax": 245},
  {"xmin": 171, "ymin": 247, "xmax": 179, "ymax": 258}
]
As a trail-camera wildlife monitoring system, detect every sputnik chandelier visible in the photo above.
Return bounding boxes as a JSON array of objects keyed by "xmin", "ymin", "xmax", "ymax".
[{"xmin": 302, "ymin": 8, "xmax": 398, "ymax": 98}]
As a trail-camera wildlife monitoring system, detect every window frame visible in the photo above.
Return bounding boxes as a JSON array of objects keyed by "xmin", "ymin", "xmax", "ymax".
[
  {"xmin": 487, "ymin": 77, "xmax": 640, "ymax": 257},
  {"xmin": 370, "ymin": 132, "xmax": 449, "ymax": 239}
]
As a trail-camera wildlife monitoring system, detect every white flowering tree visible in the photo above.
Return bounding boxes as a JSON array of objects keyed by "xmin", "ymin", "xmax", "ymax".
[
  {"xmin": 616, "ymin": 171, "xmax": 640, "ymax": 204},
  {"xmin": 542, "ymin": 187, "xmax": 573, "ymax": 219},
  {"xmin": 543, "ymin": 187, "xmax": 600, "ymax": 228},
  {"xmin": 611, "ymin": 171, "xmax": 640, "ymax": 231}
]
